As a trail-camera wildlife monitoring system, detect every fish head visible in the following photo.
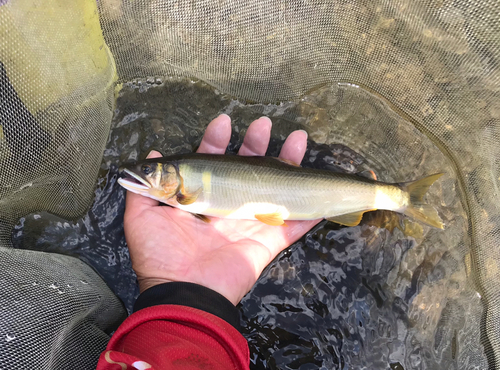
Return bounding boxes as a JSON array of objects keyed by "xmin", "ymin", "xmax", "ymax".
[{"xmin": 118, "ymin": 161, "xmax": 181, "ymax": 201}]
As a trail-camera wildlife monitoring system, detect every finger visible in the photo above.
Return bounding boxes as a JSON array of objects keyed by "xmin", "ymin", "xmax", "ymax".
[
  {"xmin": 238, "ymin": 117, "xmax": 272, "ymax": 156},
  {"xmin": 279, "ymin": 130, "xmax": 308, "ymax": 165},
  {"xmin": 265, "ymin": 219, "xmax": 322, "ymax": 263},
  {"xmin": 124, "ymin": 150, "xmax": 163, "ymax": 218},
  {"xmin": 280, "ymin": 219, "xmax": 322, "ymax": 247},
  {"xmin": 197, "ymin": 114, "xmax": 232, "ymax": 154}
]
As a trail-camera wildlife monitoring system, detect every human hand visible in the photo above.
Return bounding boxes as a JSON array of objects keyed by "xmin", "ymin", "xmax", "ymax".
[{"xmin": 123, "ymin": 114, "xmax": 321, "ymax": 305}]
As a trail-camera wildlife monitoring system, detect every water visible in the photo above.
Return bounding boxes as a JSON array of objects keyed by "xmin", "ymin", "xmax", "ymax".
[{"xmin": 12, "ymin": 77, "xmax": 486, "ymax": 369}]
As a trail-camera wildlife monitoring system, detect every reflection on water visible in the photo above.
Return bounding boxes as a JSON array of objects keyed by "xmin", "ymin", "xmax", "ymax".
[{"xmin": 12, "ymin": 78, "xmax": 486, "ymax": 369}]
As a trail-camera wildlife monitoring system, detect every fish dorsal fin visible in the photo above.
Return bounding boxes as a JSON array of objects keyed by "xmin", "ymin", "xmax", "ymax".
[
  {"xmin": 327, "ymin": 209, "xmax": 376, "ymax": 227},
  {"xmin": 357, "ymin": 170, "xmax": 377, "ymax": 181},
  {"xmin": 275, "ymin": 158, "xmax": 301, "ymax": 167},
  {"xmin": 255, "ymin": 212, "xmax": 287, "ymax": 226}
]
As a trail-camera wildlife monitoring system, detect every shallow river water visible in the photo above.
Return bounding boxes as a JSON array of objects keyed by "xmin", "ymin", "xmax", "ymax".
[{"xmin": 12, "ymin": 78, "xmax": 485, "ymax": 369}]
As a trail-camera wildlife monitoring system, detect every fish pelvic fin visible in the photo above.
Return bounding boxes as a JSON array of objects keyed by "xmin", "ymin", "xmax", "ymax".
[
  {"xmin": 255, "ymin": 212, "xmax": 287, "ymax": 226},
  {"xmin": 401, "ymin": 173, "xmax": 444, "ymax": 229}
]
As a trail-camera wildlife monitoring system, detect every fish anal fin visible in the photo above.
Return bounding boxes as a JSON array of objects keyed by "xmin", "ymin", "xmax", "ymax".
[
  {"xmin": 255, "ymin": 212, "xmax": 286, "ymax": 226},
  {"xmin": 193, "ymin": 213, "xmax": 211, "ymax": 223},
  {"xmin": 327, "ymin": 209, "xmax": 376, "ymax": 227},
  {"xmin": 275, "ymin": 158, "xmax": 301, "ymax": 167},
  {"xmin": 177, "ymin": 188, "xmax": 202, "ymax": 205}
]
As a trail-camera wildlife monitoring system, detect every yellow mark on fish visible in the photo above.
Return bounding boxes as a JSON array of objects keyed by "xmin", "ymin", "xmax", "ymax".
[
  {"xmin": 155, "ymin": 162, "xmax": 163, "ymax": 189},
  {"xmin": 202, "ymin": 171, "xmax": 212, "ymax": 194}
]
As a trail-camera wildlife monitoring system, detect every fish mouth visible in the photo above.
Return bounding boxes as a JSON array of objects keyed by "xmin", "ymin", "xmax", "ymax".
[{"xmin": 117, "ymin": 169, "xmax": 151, "ymax": 193}]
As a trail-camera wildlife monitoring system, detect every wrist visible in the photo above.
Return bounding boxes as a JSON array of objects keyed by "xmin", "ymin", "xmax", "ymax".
[
  {"xmin": 134, "ymin": 282, "xmax": 242, "ymax": 331},
  {"xmin": 138, "ymin": 277, "xmax": 173, "ymax": 293},
  {"xmin": 138, "ymin": 277, "xmax": 244, "ymax": 305}
]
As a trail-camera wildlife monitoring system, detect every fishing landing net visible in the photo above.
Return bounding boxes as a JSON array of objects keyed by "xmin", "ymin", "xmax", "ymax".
[{"xmin": 0, "ymin": 0, "xmax": 499, "ymax": 368}]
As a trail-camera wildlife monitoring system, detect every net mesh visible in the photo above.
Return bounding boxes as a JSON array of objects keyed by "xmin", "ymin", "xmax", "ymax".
[
  {"xmin": 0, "ymin": 248, "xmax": 126, "ymax": 369},
  {"xmin": 1, "ymin": 0, "xmax": 499, "ymax": 368},
  {"xmin": 0, "ymin": 1, "xmax": 126, "ymax": 368}
]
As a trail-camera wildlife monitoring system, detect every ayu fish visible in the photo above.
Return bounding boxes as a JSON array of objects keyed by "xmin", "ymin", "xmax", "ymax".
[{"xmin": 118, "ymin": 153, "xmax": 444, "ymax": 228}]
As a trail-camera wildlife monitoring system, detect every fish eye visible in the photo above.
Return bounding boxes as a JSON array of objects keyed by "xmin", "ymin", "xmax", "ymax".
[{"xmin": 141, "ymin": 165, "xmax": 153, "ymax": 175}]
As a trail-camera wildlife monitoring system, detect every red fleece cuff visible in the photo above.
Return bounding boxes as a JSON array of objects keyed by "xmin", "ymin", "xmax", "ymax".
[{"xmin": 98, "ymin": 305, "xmax": 249, "ymax": 370}]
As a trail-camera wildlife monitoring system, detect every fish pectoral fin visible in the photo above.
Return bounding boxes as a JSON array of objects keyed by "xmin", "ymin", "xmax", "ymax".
[
  {"xmin": 327, "ymin": 209, "xmax": 376, "ymax": 227},
  {"xmin": 275, "ymin": 157, "xmax": 301, "ymax": 167},
  {"xmin": 176, "ymin": 188, "xmax": 202, "ymax": 205},
  {"xmin": 192, "ymin": 213, "xmax": 211, "ymax": 223},
  {"xmin": 255, "ymin": 212, "xmax": 286, "ymax": 226}
]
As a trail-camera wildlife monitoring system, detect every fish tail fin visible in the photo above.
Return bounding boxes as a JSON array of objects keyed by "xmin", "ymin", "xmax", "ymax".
[
  {"xmin": 401, "ymin": 173, "xmax": 444, "ymax": 229},
  {"xmin": 404, "ymin": 205, "xmax": 444, "ymax": 229}
]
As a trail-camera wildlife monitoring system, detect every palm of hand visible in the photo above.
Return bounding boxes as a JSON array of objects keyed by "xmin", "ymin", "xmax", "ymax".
[{"xmin": 124, "ymin": 115, "xmax": 319, "ymax": 305}]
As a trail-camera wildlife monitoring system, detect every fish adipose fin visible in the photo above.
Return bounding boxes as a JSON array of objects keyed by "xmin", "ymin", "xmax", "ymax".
[
  {"xmin": 275, "ymin": 158, "xmax": 301, "ymax": 167},
  {"xmin": 327, "ymin": 209, "xmax": 376, "ymax": 227},
  {"xmin": 255, "ymin": 212, "xmax": 287, "ymax": 226},
  {"xmin": 401, "ymin": 173, "xmax": 444, "ymax": 229},
  {"xmin": 357, "ymin": 170, "xmax": 377, "ymax": 181}
]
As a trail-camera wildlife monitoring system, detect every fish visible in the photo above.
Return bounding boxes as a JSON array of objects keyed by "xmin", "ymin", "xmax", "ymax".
[{"xmin": 117, "ymin": 153, "xmax": 444, "ymax": 229}]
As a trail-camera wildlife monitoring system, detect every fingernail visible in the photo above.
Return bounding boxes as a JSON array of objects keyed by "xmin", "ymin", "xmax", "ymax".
[
  {"xmin": 146, "ymin": 150, "xmax": 161, "ymax": 159},
  {"xmin": 298, "ymin": 129, "xmax": 308, "ymax": 139},
  {"xmin": 260, "ymin": 116, "xmax": 272, "ymax": 128},
  {"xmin": 213, "ymin": 114, "xmax": 231, "ymax": 128}
]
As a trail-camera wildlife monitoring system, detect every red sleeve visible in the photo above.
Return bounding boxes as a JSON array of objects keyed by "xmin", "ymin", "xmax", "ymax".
[{"xmin": 96, "ymin": 305, "xmax": 250, "ymax": 370}]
